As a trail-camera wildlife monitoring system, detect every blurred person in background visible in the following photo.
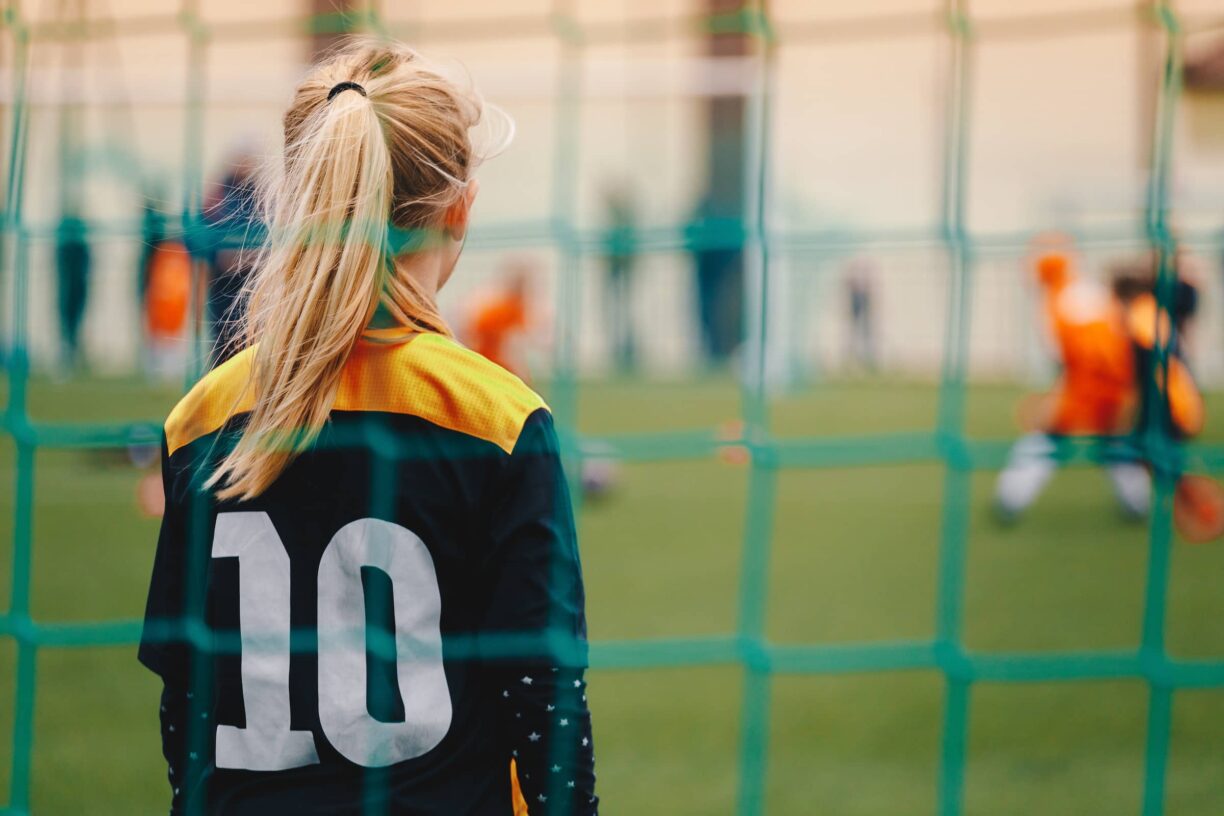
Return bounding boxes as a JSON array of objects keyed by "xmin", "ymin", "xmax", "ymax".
[
  {"xmin": 137, "ymin": 186, "xmax": 169, "ymax": 304},
  {"xmin": 55, "ymin": 212, "xmax": 91, "ymax": 374},
  {"xmin": 602, "ymin": 184, "xmax": 638, "ymax": 372},
  {"xmin": 689, "ymin": 192, "xmax": 743, "ymax": 366},
  {"xmin": 1113, "ymin": 255, "xmax": 1222, "ymax": 541},
  {"xmin": 994, "ymin": 241, "xmax": 1149, "ymax": 522},
  {"xmin": 844, "ymin": 257, "xmax": 878, "ymax": 372},
  {"xmin": 137, "ymin": 188, "xmax": 174, "ymax": 373},
  {"xmin": 1113, "ymin": 253, "xmax": 1204, "ymax": 443},
  {"xmin": 467, "ymin": 257, "xmax": 534, "ymax": 377},
  {"xmin": 141, "ymin": 240, "xmax": 193, "ymax": 382},
  {"xmin": 201, "ymin": 142, "xmax": 262, "ymax": 366},
  {"xmin": 466, "ymin": 258, "xmax": 619, "ymax": 501}
]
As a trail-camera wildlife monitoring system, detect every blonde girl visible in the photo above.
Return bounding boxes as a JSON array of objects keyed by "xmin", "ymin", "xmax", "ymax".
[{"xmin": 139, "ymin": 38, "xmax": 597, "ymax": 815}]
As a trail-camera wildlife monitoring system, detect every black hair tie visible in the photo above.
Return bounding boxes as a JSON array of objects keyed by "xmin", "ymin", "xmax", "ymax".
[{"xmin": 328, "ymin": 81, "xmax": 367, "ymax": 101}]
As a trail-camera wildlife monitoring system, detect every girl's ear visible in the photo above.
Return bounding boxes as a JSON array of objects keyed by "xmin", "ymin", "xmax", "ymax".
[{"xmin": 444, "ymin": 179, "xmax": 480, "ymax": 241}]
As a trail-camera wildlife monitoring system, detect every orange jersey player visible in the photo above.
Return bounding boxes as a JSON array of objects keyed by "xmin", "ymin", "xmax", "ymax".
[
  {"xmin": 142, "ymin": 240, "xmax": 195, "ymax": 382},
  {"xmin": 994, "ymin": 249, "xmax": 1150, "ymax": 521},
  {"xmin": 144, "ymin": 241, "xmax": 193, "ymax": 342},
  {"xmin": 1036, "ymin": 252, "xmax": 1135, "ymax": 436},
  {"xmin": 466, "ymin": 263, "xmax": 622, "ymax": 503},
  {"xmin": 468, "ymin": 265, "xmax": 531, "ymax": 378}
]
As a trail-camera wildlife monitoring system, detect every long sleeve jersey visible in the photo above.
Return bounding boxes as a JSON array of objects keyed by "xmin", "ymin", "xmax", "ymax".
[{"xmin": 139, "ymin": 329, "xmax": 598, "ymax": 815}]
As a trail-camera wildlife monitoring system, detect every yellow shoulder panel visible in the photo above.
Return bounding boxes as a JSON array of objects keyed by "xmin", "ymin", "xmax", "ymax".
[
  {"xmin": 164, "ymin": 347, "xmax": 257, "ymax": 456},
  {"xmin": 165, "ymin": 333, "xmax": 547, "ymax": 456},
  {"xmin": 334, "ymin": 332, "xmax": 548, "ymax": 453}
]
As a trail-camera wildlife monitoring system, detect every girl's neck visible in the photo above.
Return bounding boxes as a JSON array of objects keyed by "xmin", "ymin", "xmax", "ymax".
[
  {"xmin": 366, "ymin": 247, "xmax": 452, "ymax": 330},
  {"xmin": 396, "ymin": 248, "xmax": 446, "ymax": 299}
]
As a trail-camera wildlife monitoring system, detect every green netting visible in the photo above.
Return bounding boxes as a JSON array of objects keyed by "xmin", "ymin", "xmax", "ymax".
[{"xmin": 1, "ymin": 2, "xmax": 1223, "ymax": 815}]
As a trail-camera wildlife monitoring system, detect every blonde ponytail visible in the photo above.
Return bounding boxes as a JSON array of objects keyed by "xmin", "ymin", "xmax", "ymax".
[{"xmin": 209, "ymin": 38, "xmax": 505, "ymax": 500}]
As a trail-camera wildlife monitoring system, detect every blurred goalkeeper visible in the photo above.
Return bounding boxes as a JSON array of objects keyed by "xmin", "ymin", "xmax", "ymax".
[
  {"xmin": 994, "ymin": 243, "xmax": 1149, "ymax": 521},
  {"xmin": 1115, "ymin": 258, "xmax": 1220, "ymax": 542},
  {"xmin": 139, "ymin": 39, "xmax": 596, "ymax": 815}
]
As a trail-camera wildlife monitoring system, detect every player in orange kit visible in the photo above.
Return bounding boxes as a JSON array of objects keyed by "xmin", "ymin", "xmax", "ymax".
[
  {"xmin": 468, "ymin": 261, "xmax": 532, "ymax": 377},
  {"xmin": 994, "ymin": 246, "xmax": 1150, "ymax": 521},
  {"xmin": 142, "ymin": 240, "xmax": 193, "ymax": 381},
  {"xmin": 466, "ymin": 261, "xmax": 620, "ymax": 502}
]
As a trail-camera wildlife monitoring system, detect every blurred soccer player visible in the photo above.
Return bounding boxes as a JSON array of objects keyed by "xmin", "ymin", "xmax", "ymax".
[
  {"xmin": 1116, "ymin": 262, "xmax": 1221, "ymax": 541},
  {"xmin": 142, "ymin": 241, "xmax": 192, "ymax": 382},
  {"xmin": 690, "ymin": 192, "xmax": 743, "ymax": 365},
  {"xmin": 466, "ymin": 264, "xmax": 620, "ymax": 502},
  {"xmin": 55, "ymin": 213, "xmax": 91, "ymax": 372},
  {"xmin": 137, "ymin": 190, "xmax": 168, "ymax": 315},
  {"xmin": 844, "ymin": 257, "xmax": 877, "ymax": 371},
  {"xmin": 602, "ymin": 184, "xmax": 638, "ymax": 372},
  {"xmin": 468, "ymin": 259, "xmax": 533, "ymax": 377},
  {"xmin": 139, "ymin": 39, "xmax": 597, "ymax": 815},
  {"xmin": 1117, "ymin": 264, "xmax": 1203, "ymax": 443},
  {"xmin": 994, "ymin": 246, "xmax": 1148, "ymax": 520}
]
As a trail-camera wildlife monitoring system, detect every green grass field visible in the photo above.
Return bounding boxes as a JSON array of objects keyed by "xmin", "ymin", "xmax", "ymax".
[{"xmin": 0, "ymin": 376, "xmax": 1222, "ymax": 815}]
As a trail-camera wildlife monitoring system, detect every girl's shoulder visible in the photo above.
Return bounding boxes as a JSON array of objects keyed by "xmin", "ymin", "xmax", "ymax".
[{"xmin": 341, "ymin": 332, "xmax": 549, "ymax": 454}]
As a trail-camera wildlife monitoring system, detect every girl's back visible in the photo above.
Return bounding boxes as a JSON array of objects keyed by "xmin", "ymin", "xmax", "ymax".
[{"xmin": 139, "ymin": 38, "xmax": 597, "ymax": 815}]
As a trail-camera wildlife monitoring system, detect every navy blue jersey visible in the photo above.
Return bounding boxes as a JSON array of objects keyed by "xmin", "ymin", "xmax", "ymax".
[{"xmin": 139, "ymin": 330, "xmax": 597, "ymax": 815}]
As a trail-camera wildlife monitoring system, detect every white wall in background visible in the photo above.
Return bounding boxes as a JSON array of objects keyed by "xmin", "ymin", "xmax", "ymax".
[{"xmin": 1, "ymin": 0, "xmax": 1221, "ymax": 385}]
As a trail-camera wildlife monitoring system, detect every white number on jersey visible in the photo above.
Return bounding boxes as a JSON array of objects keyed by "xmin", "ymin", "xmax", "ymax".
[{"xmin": 211, "ymin": 512, "xmax": 452, "ymax": 771}]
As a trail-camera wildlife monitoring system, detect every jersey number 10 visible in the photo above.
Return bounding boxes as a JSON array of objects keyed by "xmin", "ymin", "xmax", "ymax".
[{"xmin": 212, "ymin": 512, "xmax": 453, "ymax": 771}]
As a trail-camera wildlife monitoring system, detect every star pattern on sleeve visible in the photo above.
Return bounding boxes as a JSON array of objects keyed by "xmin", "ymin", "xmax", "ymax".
[{"xmin": 499, "ymin": 666, "xmax": 598, "ymax": 815}]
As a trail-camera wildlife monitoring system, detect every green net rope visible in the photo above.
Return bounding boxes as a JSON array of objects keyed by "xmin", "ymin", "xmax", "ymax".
[{"xmin": 1, "ymin": 2, "xmax": 1222, "ymax": 815}]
